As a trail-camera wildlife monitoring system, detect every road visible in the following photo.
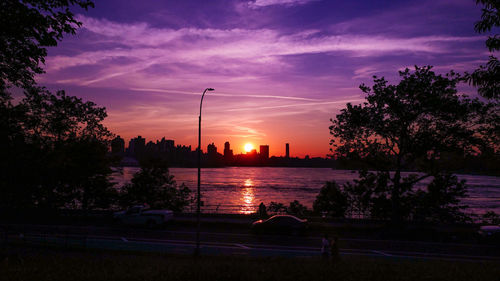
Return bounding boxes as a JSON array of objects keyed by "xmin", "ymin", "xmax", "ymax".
[{"xmin": 1, "ymin": 223, "xmax": 499, "ymax": 262}]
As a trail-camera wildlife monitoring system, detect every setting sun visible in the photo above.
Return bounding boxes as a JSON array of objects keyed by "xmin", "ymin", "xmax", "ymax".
[{"xmin": 244, "ymin": 143, "xmax": 253, "ymax": 153}]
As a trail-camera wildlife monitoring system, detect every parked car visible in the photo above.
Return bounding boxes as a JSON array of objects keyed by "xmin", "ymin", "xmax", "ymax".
[
  {"xmin": 113, "ymin": 205, "xmax": 173, "ymax": 228},
  {"xmin": 251, "ymin": 214, "xmax": 308, "ymax": 234}
]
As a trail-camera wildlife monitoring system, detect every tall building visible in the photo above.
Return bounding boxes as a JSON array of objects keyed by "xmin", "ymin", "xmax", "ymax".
[
  {"xmin": 207, "ymin": 143, "xmax": 217, "ymax": 156},
  {"xmin": 157, "ymin": 137, "xmax": 174, "ymax": 153},
  {"xmin": 111, "ymin": 135, "xmax": 125, "ymax": 154},
  {"xmin": 224, "ymin": 141, "xmax": 233, "ymax": 162},
  {"xmin": 285, "ymin": 143, "xmax": 290, "ymax": 158},
  {"xmin": 259, "ymin": 145, "xmax": 269, "ymax": 159},
  {"xmin": 129, "ymin": 135, "xmax": 146, "ymax": 157}
]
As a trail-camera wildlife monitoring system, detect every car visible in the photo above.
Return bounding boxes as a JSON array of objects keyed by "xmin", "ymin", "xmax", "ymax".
[
  {"xmin": 251, "ymin": 214, "xmax": 308, "ymax": 234},
  {"xmin": 113, "ymin": 205, "xmax": 174, "ymax": 228}
]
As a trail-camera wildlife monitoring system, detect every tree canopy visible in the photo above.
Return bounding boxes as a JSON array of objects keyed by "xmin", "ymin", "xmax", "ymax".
[
  {"xmin": 330, "ymin": 66, "xmax": 482, "ymax": 222},
  {"xmin": 120, "ymin": 158, "xmax": 192, "ymax": 212},
  {"xmin": 0, "ymin": 1, "xmax": 118, "ymax": 211},
  {"xmin": 465, "ymin": 0, "xmax": 499, "ymax": 100},
  {"xmin": 0, "ymin": 0, "xmax": 94, "ymax": 88},
  {"xmin": 0, "ymin": 87, "xmax": 115, "ymax": 209}
]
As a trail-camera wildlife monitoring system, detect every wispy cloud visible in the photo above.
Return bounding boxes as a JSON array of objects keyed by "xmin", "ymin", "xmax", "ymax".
[
  {"xmin": 248, "ymin": 0, "xmax": 317, "ymax": 8},
  {"xmin": 131, "ymin": 87, "xmax": 318, "ymax": 101},
  {"xmin": 43, "ymin": 15, "xmax": 483, "ymax": 89}
]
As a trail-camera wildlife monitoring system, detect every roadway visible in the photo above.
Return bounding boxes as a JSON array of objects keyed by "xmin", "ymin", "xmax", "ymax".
[{"xmin": 2, "ymin": 223, "xmax": 499, "ymax": 262}]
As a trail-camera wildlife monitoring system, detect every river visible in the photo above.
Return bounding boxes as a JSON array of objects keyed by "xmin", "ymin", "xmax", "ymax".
[{"xmin": 111, "ymin": 167, "xmax": 500, "ymax": 216}]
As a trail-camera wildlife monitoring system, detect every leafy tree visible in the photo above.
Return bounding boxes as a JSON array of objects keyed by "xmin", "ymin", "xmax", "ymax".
[
  {"xmin": 1, "ymin": 0, "xmax": 94, "ymax": 88},
  {"xmin": 330, "ymin": 66, "xmax": 482, "ymax": 222},
  {"xmin": 481, "ymin": 211, "xmax": 500, "ymax": 225},
  {"xmin": 120, "ymin": 158, "xmax": 191, "ymax": 211},
  {"xmin": 267, "ymin": 202, "xmax": 287, "ymax": 214},
  {"xmin": 411, "ymin": 174, "xmax": 469, "ymax": 223},
  {"xmin": 465, "ymin": 0, "xmax": 499, "ymax": 100},
  {"xmin": 465, "ymin": 0, "xmax": 500, "ymax": 158},
  {"xmin": 0, "ymin": 87, "xmax": 115, "ymax": 210},
  {"xmin": 0, "ymin": 0, "xmax": 116, "ymax": 211},
  {"xmin": 342, "ymin": 170, "xmax": 392, "ymax": 219},
  {"xmin": 287, "ymin": 200, "xmax": 308, "ymax": 217},
  {"xmin": 312, "ymin": 181, "xmax": 348, "ymax": 218}
]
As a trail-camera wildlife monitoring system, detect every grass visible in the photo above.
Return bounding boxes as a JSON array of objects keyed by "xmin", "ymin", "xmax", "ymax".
[{"xmin": 1, "ymin": 246, "xmax": 499, "ymax": 281}]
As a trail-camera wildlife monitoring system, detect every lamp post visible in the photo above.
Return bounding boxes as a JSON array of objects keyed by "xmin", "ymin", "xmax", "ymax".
[{"xmin": 195, "ymin": 87, "xmax": 214, "ymax": 256}]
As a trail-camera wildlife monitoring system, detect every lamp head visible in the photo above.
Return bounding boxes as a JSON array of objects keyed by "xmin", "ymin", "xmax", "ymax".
[{"xmin": 207, "ymin": 88, "xmax": 214, "ymax": 91}]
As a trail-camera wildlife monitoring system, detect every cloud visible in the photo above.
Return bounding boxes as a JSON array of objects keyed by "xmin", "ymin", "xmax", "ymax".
[
  {"xmin": 43, "ymin": 15, "xmax": 483, "ymax": 89},
  {"xmin": 248, "ymin": 0, "xmax": 317, "ymax": 8}
]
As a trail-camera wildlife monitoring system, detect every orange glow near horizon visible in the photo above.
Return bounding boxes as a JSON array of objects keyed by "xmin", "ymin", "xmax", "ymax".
[{"xmin": 244, "ymin": 143, "xmax": 254, "ymax": 153}]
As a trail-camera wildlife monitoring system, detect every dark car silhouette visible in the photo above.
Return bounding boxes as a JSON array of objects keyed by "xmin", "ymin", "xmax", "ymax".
[{"xmin": 251, "ymin": 214, "xmax": 308, "ymax": 234}]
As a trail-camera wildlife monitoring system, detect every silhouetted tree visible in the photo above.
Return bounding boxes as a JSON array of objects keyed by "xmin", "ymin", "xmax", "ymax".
[
  {"xmin": 313, "ymin": 181, "xmax": 348, "ymax": 218},
  {"xmin": 287, "ymin": 200, "xmax": 308, "ymax": 217},
  {"xmin": 0, "ymin": 0, "xmax": 117, "ymax": 211},
  {"xmin": 267, "ymin": 202, "xmax": 287, "ymax": 214},
  {"xmin": 120, "ymin": 158, "xmax": 191, "ymax": 211},
  {"xmin": 1, "ymin": 0, "xmax": 94, "ymax": 88},
  {"xmin": 330, "ymin": 66, "xmax": 482, "ymax": 222},
  {"xmin": 465, "ymin": 0, "xmax": 499, "ymax": 100},
  {"xmin": 464, "ymin": 0, "xmax": 499, "ymax": 160},
  {"xmin": 411, "ymin": 174, "xmax": 469, "ymax": 223},
  {"xmin": 481, "ymin": 211, "xmax": 500, "ymax": 225},
  {"xmin": 342, "ymin": 170, "xmax": 392, "ymax": 219},
  {"xmin": 0, "ymin": 87, "xmax": 115, "ymax": 210}
]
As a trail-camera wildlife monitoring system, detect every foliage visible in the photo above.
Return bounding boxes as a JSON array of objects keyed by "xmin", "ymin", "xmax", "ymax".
[
  {"xmin": 330, "ymin": 66, "xmax": 482, "ymax": 222},
  {"xmin": 342, "ymin": 171, "xmax": 393, "ymax": 219},
  {"xmin": 481, "ymin": 211, "xmax": 500, "ymax": 225},
  {"xmin": 411, "ymin": 174, "xmax": 469, "ymax": 223},
  {"xmin": 0, "ymin": 86, "xmax": 115, "ymax": 210},
  {"xmin": 287, "ymin": 200, "xmax": 308, "ymax": 216},
  {"xmin": 120, "ymin": 158, "xmax": 191, "ymax": 211},
  {"xmin": 267, "ymin": 201, "xmax": 287, "ymax": 214},
  {"xmin": 0, "ymin": 0, "xmax": 94, "ymax": 88},
  {"xmin": 312, "ymin": 181, "xmax": 348, "ymax": 218},
  {"xmin": 465, "ymin": 0, "xmax": 500, "ymax": 157}
]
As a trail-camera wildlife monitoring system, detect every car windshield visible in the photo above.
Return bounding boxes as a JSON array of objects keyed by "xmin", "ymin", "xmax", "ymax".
[{"xmin": 268, "ymin": 216, "xmax": 300, "ymax": 225}]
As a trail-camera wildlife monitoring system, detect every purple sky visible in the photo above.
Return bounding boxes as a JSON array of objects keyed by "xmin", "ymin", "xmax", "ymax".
[{"xmin": 37, "ymin": 0, "xmax": 488, "ymax": 157}]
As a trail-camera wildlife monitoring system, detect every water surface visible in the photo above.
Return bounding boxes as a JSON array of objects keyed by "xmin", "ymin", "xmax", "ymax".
[{"xmin": 112, "ymin": 167, "xmax": 500, "ymax": 215}]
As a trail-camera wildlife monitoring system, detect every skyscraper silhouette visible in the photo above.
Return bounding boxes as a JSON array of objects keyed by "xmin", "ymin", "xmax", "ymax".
[
  {"xmin": 286, "ymin": 143, "xmax": 290, "ymax": 158},
  {"xmin": 260, "ymin": 145, "xmax": 269, "ymax": 159},
  {"xmin": 224, "ymin": 141, "xmax": 233, "ymax": 160}
]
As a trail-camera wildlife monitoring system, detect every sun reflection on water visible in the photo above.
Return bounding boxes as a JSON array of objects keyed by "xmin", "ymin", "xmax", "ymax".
[{"xmin": 240, "ymin": 179, "xmax": 255, "ymax": 214}]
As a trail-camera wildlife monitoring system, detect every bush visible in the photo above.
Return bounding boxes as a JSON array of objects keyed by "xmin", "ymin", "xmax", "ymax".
[
  {"xmin": 267, "ymin": 202, "xmax": 287, "ymax": 214},
  {"xmin": 287, "ymin": 200, "xmax": 308, "ymax": 216},
  {"xmin": 313, "ymin": 181, "xmax": 348, "ymax": 218},
  {"xmin": 119, "ymin": 158, "xmax": 191, "ymax": 211}
]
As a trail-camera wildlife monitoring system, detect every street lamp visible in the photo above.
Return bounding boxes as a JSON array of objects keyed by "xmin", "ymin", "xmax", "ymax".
[{"xmin": 196, "ymin": 87, "xmax": 214, "ymax": 256}]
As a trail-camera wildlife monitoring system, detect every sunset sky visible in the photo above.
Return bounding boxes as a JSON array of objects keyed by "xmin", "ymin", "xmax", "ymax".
[{"xmin": 37, "ymin": 0, "xmax": 488, "ymax": 157}]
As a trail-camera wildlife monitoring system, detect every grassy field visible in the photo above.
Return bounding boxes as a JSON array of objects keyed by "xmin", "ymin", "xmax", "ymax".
[{"xmin": 1, "ymin": 246, "xmax": 499, "ymax": 281}]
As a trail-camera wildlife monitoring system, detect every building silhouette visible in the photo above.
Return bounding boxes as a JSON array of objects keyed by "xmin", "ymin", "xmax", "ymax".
[
  {"xmin": 260, "ymin": 145, "xmax": 269, "ymax": 160},
  {"xmin": 115, "ymin": 137, "xmax": 332, "ymax": 168},
  {"xmin": 111, "ymin": 135, "xmax": 125, "ymax": 154},
  {"xmin": 128, "ymin": 136, "xmax": 145, "ymax": 157},
  {"xmin": 207, "ymin": 142, "xmax": 217, "ymax": 157},
  {"xmin": 224, "ymin": 141, "xmax": 233, "ymax": 162}
]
